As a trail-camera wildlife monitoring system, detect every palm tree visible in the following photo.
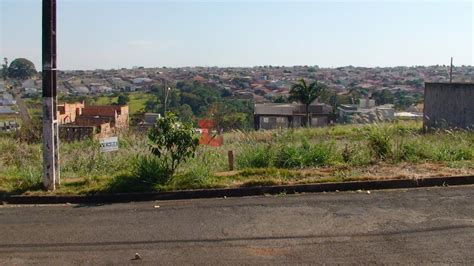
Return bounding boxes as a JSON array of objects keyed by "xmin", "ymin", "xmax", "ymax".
[{"xmin": 289, "ymin": 79, "xmax": 327, "ymax": 127}]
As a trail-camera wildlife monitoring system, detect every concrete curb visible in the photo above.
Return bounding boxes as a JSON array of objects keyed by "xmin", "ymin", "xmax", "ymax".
[{"xmin": 1, "ymin": 175, "xmax": 474, "ymax": 205}]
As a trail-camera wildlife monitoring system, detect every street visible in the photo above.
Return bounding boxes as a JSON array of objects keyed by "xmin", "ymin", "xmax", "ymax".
[{"xmin": 1, "ymin": 186, "xmax": 473, "ymax": 265}]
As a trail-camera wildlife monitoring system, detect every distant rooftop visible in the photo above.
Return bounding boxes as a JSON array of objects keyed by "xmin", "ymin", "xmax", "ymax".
[{"xmin": 425, "ymin": 82, "xmax": 474, "ymax": 85}]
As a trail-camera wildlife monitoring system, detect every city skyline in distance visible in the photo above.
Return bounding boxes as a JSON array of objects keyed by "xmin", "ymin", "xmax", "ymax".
[{"xmin": 1, "ymin": 0, "xmax": 473, "ymax": 70}]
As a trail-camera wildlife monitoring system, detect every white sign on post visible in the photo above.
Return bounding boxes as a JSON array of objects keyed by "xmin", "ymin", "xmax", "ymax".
[{"xmin": 100, "ymin": 136, "xmax": 119, "ymax": 152}]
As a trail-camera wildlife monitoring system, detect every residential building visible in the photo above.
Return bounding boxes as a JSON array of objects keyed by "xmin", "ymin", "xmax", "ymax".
[
  {"xmin": 338, "ymin": 100, "xmax": 395, "ymax": 124},
  {"xmin": 140, "ymin": 113, "xmax": 161, "ymax": 128},
  {"xmin": 0, "ymin": 93, "xmax": 16, "ymax": 106},
  {"xmin": 57, "ymin": 102, "xmax": 129, "ymax": 141},
  {"xmin": 0, "ymin": 121, "xmax": 20, "ymax": 132},
  {"xmin": 395, "ymin": 111, "xmax": 423, "ymax": 120},
  {"xmin": 254, "ymin": 102, "xmax": 334, "ymax": 130},
  {"xmin": 57, "ymin": 102, "xmax": 85, "ymax": 124},
  {"xmin": 79, "ymin": 105, "xmax": 129, "ymax": 129},
  {"xmin": 23, "ymin": 87, "xmax": 38, "ymax": 95},
  {"xmin": 73, "ymin": 86, "xmax": 89, "ymax": 95},
  {"xmin": 132, "ymin": 78, "xmax": 153, "ymax": 84},
  {"xmin": 0, "ymin": 106, "xmax": 17, "ymax": 115}
]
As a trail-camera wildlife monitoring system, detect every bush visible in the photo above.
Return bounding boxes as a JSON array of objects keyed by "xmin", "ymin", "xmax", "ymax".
[
  {"xmin": 274, "ymin": 140, "xmax": 334, "ymax": 169},
  {"xmin": 237, "ymin": 144, "xmax": 273, "ymax": 169},
  {"xmin": 303, "ymin": 142, "xmax": 333, "ymax": 167},
  {"xmin": 346, "ymin": 144, "xmax": 373, "ymax": 166},
  {"xmin": 10, "ymin": 167, "xmax": 43, "ymax": 192},
  {"xmin": 134, "ymin": 155, "xmax": 170, "ymax": 185},
  {"xmin": 394, "ymin": 140, "xmax": 430, "ymax": 163},
  {"xmin": 148, "ymin": 112, "xmax": 199, "ymax": 176},
  {"xmin": 364, "ymin": 124, "xmax": 393, "ymax": 160},
  {"xmin": 275, "ymin": 145, "xmax": 303, "ymax": 168},
  {"xmin": 341, "ymin": 144, "xmax": 353, "ymax": 163},
  {"xmin": 434, "ymin": 146, "xmax": 473, "ymax": 162},
  {"xmin": 170, "ymin": 164, "xmax": 217, "ymax": 190},
  {"xmin": 14, "ymin": 117, "xmax": 42, "ymax": 143}
]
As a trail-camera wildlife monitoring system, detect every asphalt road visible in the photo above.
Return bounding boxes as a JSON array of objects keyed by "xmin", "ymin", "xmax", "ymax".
[{"xmin": 1, "ymin": 186, "xmax": 473, "ymax": 265}]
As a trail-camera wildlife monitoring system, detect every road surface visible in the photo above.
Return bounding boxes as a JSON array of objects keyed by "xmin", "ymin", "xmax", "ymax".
[{"xmin": 1, "ymin": 186, "xmax": 473, "ymax": 265}]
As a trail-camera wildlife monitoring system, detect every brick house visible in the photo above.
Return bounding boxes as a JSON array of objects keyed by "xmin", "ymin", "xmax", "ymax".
[
  {"xmin": 57, "ymin": 102, "xmax": 85, "ymax": 124},
  {"xmin": 57, "ymin": 102, "xmax": 129, "ymax": 141}
]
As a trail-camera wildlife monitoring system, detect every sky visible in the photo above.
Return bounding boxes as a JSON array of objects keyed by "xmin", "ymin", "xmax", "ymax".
[{"xmin": 1, "ymin": 0, "xmax": 473, "ymax": 70}]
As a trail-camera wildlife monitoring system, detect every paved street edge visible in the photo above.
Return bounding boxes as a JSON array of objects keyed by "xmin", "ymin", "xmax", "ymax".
[{"xmin": 1, "ymin": 175, "xmax": 473, "ymax": 204}]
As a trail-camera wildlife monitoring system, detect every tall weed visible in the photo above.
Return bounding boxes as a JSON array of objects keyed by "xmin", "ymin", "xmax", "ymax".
[
  {"xmin": 236, "ymin": 144, "xmax": 273, "ymax": 169},
  {"xmin": 364, "ymin": 124, "xmax": 393, "ymax": 160}
]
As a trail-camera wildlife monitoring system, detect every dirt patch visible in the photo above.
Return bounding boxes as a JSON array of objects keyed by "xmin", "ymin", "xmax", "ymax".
[{"xmin": 214, "ymin": 162, "xmax": 474, "ymax": 187}]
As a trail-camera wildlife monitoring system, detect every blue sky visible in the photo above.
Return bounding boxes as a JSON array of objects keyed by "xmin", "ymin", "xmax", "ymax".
[{"xmin": 1, "ymin": 0, "xmax": 473, "ymax": 70}]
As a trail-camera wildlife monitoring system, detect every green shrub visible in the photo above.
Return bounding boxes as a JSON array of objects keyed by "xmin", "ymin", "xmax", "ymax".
[
  {"xmin": 341, "ymin": 144, "xmax": 353, "ymax": 163},
  {"xmin": 396, "ymin": 141, "xmax": 429, "ymax": 163},
  {"xmin": 364, "ymin": 124, "xmax": 393, "ymax": 160},
  {"xmin": 275, "ymin": 145, "xmax": 304, "ymax": 168},
  {"xmin": 274, "ymin": 141, "xmax": 334, "ymax": 169},
  {"xmin": 148, "ymin": 112, "xmax": 199, "ymax": 175},
  {"xmin": 170, "ymin": 164, "xmax": 217, "ymax": 190},
  {"xmin": 303, "ymin": 142, "xmax": 333, "ymax": 167},
  {"xmin": 133, "ymin": 155, "xmax": 170, "ymax": 185},
  {"xmin": 10, "ymin": 167, "xmax": 43, "ymax": 192},
  {"xmin": 434, "ymin": 146, "xmax": 473, "ymax": 162},
  {"xmin": 236, "ymin": 144, "xmax": 273, "ymax": 169},
  {"xmin": 347, "ymin": 144, "xmax": 373, "ymax": 166}
]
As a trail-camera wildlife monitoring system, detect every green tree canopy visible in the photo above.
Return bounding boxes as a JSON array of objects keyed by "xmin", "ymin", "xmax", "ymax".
[
  {"xmin": 174, "ymin": 104, "xmax": 194, "ymax": 124},
  {"xmin": 289, "ymin": 79, "xmax": 327, "ymax": 126},
  {"xmin": 116, "ymin": 94, "xmax": 130, "ymax": 105},
  {"xmin": 8, "ymin": 58, "xmax": 37, "ymax": 80},
  {"xmin": 1, "ymin": 58, "xmax": 8, "ymax": 80},
  {"xmin": 372, "ymin": 89, "xmax": 395, "ymax": 105}
]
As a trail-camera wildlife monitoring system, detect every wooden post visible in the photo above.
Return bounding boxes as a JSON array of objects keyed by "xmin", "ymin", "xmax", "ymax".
[
  {"xmin": 42, "ymin": 0, "xmax": 59, "ymax": 190},
  {"xmin": 228, "ymin": 150, "xmax": 234, "ymax": 171}
]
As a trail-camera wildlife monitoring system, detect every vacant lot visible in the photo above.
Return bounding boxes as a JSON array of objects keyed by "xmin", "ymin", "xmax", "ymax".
[
  {"xmin": 93, "ymin": 92, "xmax": 154, "ymax": 114},
  {"xmin": 0, "ymin": 121, "xmax": 473, "ymax": 195}
]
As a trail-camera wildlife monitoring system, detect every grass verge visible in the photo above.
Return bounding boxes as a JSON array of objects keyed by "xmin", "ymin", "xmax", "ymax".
[{"xmin": 1, "ymin": 121, "xmax": 473, "ymax": 195}]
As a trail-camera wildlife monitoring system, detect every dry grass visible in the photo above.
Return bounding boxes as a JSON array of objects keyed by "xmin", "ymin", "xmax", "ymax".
[{"xmin": 1, "ymin": 121, "xmax": 473, "ymax": 195}]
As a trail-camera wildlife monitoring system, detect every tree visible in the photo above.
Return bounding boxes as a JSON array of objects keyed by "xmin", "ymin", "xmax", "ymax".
[
  {"xmin": 327, "ymin": 92, "xmax": 339, "ymax": 114},
  {"xmin": 372, "ymin": 89, "xmax": 394, "ymax": 105},
  {"xmin": 116, "ymin": 94, "xmax": 130, "ymax": 105},
  {"xmin": 1, "ymin": 58, "xmax": 8, "ymax": 80},
  {"xmin": 273, "ymin": 95, "xmax": 288, "ymax": 103},
  {"xmin": 289, "ymin": 79, "xmax": 327, "ymax": 127},
  {"xmin": 7, "ymin": 58, "xmax": 37, "ymax": 80},
  {"xmin": 207, "ymin": 100, "xmax": 253, "ymax": 130},
  {"xmin": 219, "ymin": 112, "xmax": 248, "ymax": 130},
  {"xmin": 394, "ymin": 90, "xmax": 415, "ymax": 110},
  {"xmin": 145, "ymin": 96, "xmax": 161, "ymax": 113},
  {"xmin": 148, "ymin": 112, "xmax": 199, "ymax": 176},
  {"xmin": 174, "ymin": 104, "xmax": 194, "ymax": 124}
]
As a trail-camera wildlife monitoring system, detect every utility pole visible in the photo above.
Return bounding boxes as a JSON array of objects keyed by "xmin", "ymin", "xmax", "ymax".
[
  {"xmin": 164, "ymin": 86, "xmax": 171, "ymax": 116},
  {"xmin": 42, "ymin": 0, "xmax": 60, "ymax": 190},
  {"xmin": 160, "ymin": 77, "xmax": 171, "ymax": 117},
  {"xmin": 449, "ymin": 57, "xmax": 453, "ymax": 83}
]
